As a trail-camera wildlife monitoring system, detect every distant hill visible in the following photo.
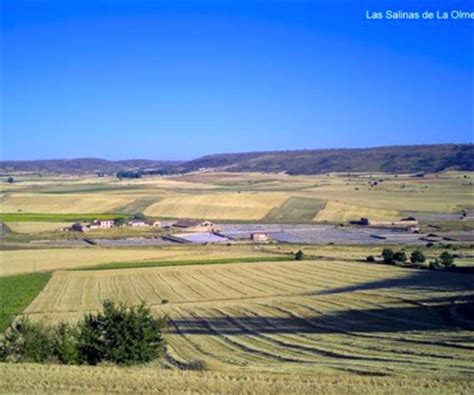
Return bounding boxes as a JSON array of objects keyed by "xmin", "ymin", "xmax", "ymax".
[
  {"xmin": 0, "ymin": 158, "xmax": 182, "ymax": 174},
  {"xmin": 183, "ymin": 144, "xmax": 474, "ymax": 175},
  {"xmin": 1, "ymin": 144, "xmax": 472, "ymax": 175}
]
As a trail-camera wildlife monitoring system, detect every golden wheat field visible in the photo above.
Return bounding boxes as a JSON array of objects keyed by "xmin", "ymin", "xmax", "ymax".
[
  {"xmin": 314, "ymin": 201, "xmax": 400, "ymax": 222},
  {"xmin": 2, "ymin": 362, "xmax": 472, "ymax": 395},
  {"xmin": 0, "ymin": 245, "xmax": 270, "ymax": 276},
  {"xmin": 144, "ymin": 192, "xmax": 289, "ymax": 220},
  {"xmin": 1, "ymin": 171, "xmax": 472, "ymax": 220},
  {"xmin": 1, "ymin": 193, "xmax": 135, "ymax": 213},
  {"xmin": 4, "ymin": 221, "xmax": 72, "ymax": 233},
  {"xmin": 24, "ymin": 260, "xmax": 474, "ymax": 377}
]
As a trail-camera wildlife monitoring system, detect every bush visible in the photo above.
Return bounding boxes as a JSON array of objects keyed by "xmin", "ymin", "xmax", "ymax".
[
  {"xmin": 393, "ymin": 251, "xmax": 407, "ymax": 263},
  {"xmin": 295, "ymin": 250, "xmax": 305, "ymax": 261},
  {"xmin": 429, "ymin": 259, "xmax": 440, "ymax": 270},
  {"xmin": 366, "ymin": 255, "xmax": 375, "ymax": 262},
  {"xmin": 77, "ymin": 300, "xmax": 165, "ymax": 365},
  {"xmin": 0, "ymin": 300, "xmax": 166, "ymax": 366},
  {"xmin": 439, "ymin": 251, "xmax": 454, "ymax": 267},
  {"xmin": 410, "ymin": 250, "xmax": 426, "ymax": 263},
  {"xmin": 382, "ymin": 248, "xmax": 394, "ymax": 264},
  {"xmin": 0, "ymin": 318, "xmax": 55, "ymax": 363}
]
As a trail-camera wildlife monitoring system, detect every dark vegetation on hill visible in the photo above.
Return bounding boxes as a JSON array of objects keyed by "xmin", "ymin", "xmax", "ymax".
[
  {"xmin": 182, "ymin": 144, "xmax": 473, "ymax": 175},
  {"xmin": 0, "ymin": 158, "xmax": 182, "ymax": 174},
  {"xmin": 1, "ymin": 144, "xmax": 472, "ymax": 175}
]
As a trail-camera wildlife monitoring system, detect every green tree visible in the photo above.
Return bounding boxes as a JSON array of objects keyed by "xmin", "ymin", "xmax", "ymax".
[
  {"xmin": 410, "ymin": 250, "xmax": 426, "ymax": 263},
  {"xmin": 133, "ymin": 213, "xmax": 146, "ymax": 221},
  {"xmin": 382, "ymin": 248, "xmax": 394, "ymax": 264},
  {"xmin": 366, "ymin": 255, "xmax": 375, "ymax": 262},
  {"xmin": 6, "ymin": 177, "xmax": 14, "ymax": 184},
  {"xmin": 439, "ymin": 251, "xmax": 454, "ymax": 267},
  {"xmin": 77, "ymin": 300, "xmax": 166, "ymax": 365},
  {"xmin": 0, "ymin": 318, "xmax": 55, "ymax": 363},
  {"xmin": 295, "ymin": 250, "xmax": 305, "ymax": 261},
  {"xmin": 114, "ymin": 217, "xmax": 127, "ymax": 227},
  {"xmin": 393, "ymin": 251, "xmax": 407, "ymax": 263}
]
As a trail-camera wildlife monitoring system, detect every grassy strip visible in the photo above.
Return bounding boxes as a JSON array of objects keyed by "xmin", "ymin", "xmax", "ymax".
[
  {"xmin": 0, "ymin": 272, "xmax": 52, "ymax": 332},
  {"xmin": 74, "ymin": 255, "xmax": 295, "ymax": 271},
  {"xmin": 0, "ymin": 213, "xmax": 129, "ymax": 222}
]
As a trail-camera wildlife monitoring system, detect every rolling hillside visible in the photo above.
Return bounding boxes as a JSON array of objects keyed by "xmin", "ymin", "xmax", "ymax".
[
  {"xmin": 1, "ymin": 144, "xmax": 472, "ymax": 175},
  {"xmin": 183, "ymin": 144, "xmax": 474, "ymax": 175}
]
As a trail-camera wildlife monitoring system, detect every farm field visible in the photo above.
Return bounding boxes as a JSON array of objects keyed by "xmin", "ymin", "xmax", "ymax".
[
  {"xmin": 0, "ymin": 272, "xmax": 51, "ymax": 331},
  {"xmin": 24, "ymin": 260, "xmax": 474, "ymax": 378},
  {"xmin": 0, "ymin": 193, "xmax": 135, "ymax": 214},
  {"xmin": 144, "ymin": 192, "xmax": 289, "ymax": 220},
  {"xmin": 314, "ymin": 201, "xmax": 400, "ymax": 222},
  {"xmin": 4, "ymin": 221, "xmax": 72, "ymax": 233},
  {"xmin": 1, "ymin": 362, "xmax": 472, "ymax": 394},
  {"xmin": 0, "ymin": 245, "xmax": 276, "ymax": 276},
  {"xmin": 2, "ymin": 171, "xmax": 472, "ymax": 224}
]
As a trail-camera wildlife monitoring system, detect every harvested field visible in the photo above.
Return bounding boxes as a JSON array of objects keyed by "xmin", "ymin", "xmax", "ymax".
[
  {"xmin": 24, "ymin": 260, "xmax": 474, "ymax": 376},
  {"xmin": 264, "ymin": 196, "xmax": 326, "ymax": 222},
  {"xmin": 144, "ymin": 192, "xmax": 288, "ymax": 220},
  {"xmin": 0, "ymin": 245, "xmax": 274, "ymax": 276},
  {"xmin": 1, "ymin": 363, "xmax": 472, "ymax": 395},
  {"xmin": 1, "ymin": 194, "xmax": 134, "ymax": 214},
  {"xmin": 314, "ymin": 201, "xmax": 400, "ymax": 222},
  {"xmin": 5, "ymin": 221, "xmax": 72, "ymax": 233}
]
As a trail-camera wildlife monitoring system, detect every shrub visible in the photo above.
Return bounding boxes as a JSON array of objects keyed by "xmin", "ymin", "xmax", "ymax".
[
  {"xmin": 429, "ymin": 259, "xmax": 440, "ymax": 270},
  {"xmin": 114, "ymin": 217, "xmax": 127, "ymax": 227},
  {"xmin": 0, "ymin": 300, "xmax": 166, "ymax": 366},
  {"xmin": 295, "ymin": 250, "xmax": 305, "ymax": 261},
  {"xmin": 366, "ymin": 255, "xmax": 375, "ymax": 262},
  {"xmin": 410, "ymin": 250, "xmax": 426, "ymax": 263},
  {"xmin": 393, "ymin": 251, "xmax": 407, "ymax": 263},
  {"xmin": 52, "ymin": 323, "xmax": 80, "ymax": 364},
  {"xmin": 77, "ymin": 300, "xmax": 166, "ymax": 365},
  {"xmin": 0, "ymin": 318, "xmax": 55, "ymax": 363},
  {"xmin": 382, "ymin": 248, "xmax": 394, "ymax": 264},
  {"xmin": 439, "ymin": 251, "xmax": 454, "ymax": 267}
]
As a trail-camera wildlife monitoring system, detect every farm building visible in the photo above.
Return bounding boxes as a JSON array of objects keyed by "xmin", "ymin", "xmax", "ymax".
[
  {"xmin": 358, "ymin": 217, "xmax": 418, "ymax": 228},
  {"xmin": 89, "ymin": 219, "xmax": 114, "ymax": 229},
  {"xmin": 251, "ymin": 232, "xmax": 269, "ymax": 242},
  {"xmin": 173, "ymin": 220, "xmax": 221, "ymax": 233},
  {"xmin": 128, "ymin": 220, "xmax": 148, "ymax": 227},
  {"xmin": 71, "ymin": 223, "xmax": 90, "ymax": 233}
]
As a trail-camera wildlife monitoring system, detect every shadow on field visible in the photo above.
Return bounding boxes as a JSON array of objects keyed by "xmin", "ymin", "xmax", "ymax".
[
  {"xmin": 167, "ymin": 302, "xmax": 474, "ymax": 336},
  {"xmin": 313, "ymin": 268, "xmax": 474, "ymax": 297},
  {"xmin": 167, "ymin": 270, "xmax": 474, "ymax": 336}
]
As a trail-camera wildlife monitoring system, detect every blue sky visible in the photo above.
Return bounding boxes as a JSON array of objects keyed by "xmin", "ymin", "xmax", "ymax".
[{"xmin": 1, "ymin": 0, "xmax": 473, "ymax": 160}]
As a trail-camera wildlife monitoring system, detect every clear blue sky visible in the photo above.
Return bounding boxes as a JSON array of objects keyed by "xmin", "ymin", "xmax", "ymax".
[{"xmin": 1, "ymin": 0, "xmax": 473, "ymax": 160}]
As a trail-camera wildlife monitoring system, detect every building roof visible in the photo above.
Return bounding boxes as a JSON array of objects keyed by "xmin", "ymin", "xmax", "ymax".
[{"xmin": 173, "ymin": 219, "xmax": 202, "ymax": 228}]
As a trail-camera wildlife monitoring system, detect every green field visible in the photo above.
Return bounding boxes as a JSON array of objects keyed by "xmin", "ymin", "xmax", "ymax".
[{"xmin": 0, "ymin": 272, "xmax": 52, "ymax": 331}]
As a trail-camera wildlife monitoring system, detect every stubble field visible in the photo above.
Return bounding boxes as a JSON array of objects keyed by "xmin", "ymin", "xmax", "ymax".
[{"xmin": 23, "ymin": 260, "xmax": 474, "ymax": 377}]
